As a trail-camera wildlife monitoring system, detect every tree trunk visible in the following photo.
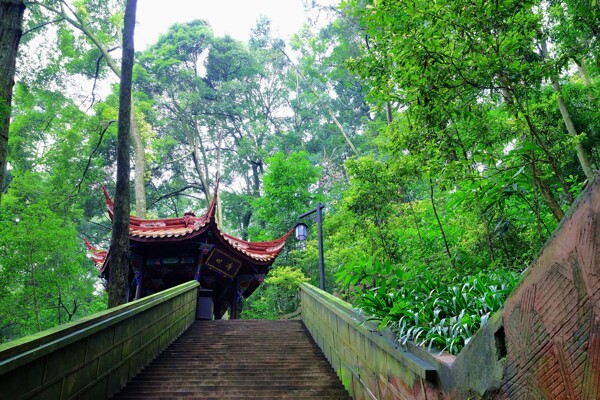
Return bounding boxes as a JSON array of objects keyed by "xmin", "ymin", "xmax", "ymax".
[
  {"xmin": 540, "ymin": 41, "xmax": 595, "ymax": 180},
  {"xmin": 385, "ymin": 102, "xmax": 393, "ymax": 125},
  {"xmin": 131, "ymin": 111, "xmax": 146, "ymax": 218},
  {"xmin": 189, "ymin": 141, "xmax": 212, "ymax": 205},
  {"xmin": 429, "ymin": 178, "xmax": 455, "ymax": 267},
  {"xmin": 31, "ymin": 264, "xmax": 42, "ymax": 332},
  {"xmin": 550, "ymin": 75, "xmax": 595, "ymax": 179},
  {"xmin": 0, "ymin": 0, "xmax": 25, "ymax": 204},
  {"xmin": 184, "ymin": 118, "xmax": 212, "ymax": 205},
  {"xmin": 578, "ymin": 59, "xmax": 591, "ymax": 86},
  {"xmin": 108, "ymin": 0, "xmax": 137, "ymax": 308},
  {"xmin": 194, "ymin": 118, "xmax": 212, "ymax": 199},
  {"xmin": 532, "ymin": 159, "xmax": 564, "ymax": 222},
  {"xmin": 251, "ymin": 162, "xmax": 262, "ymax": 197},
  {"xmin": 242, "ymin": 210, "xmax": 252, "ymax": 240},
  {"xmin": 499, "ymin": 72, "xmax": 573, "ymax": 204},
  {"xmin": 216, "ymin": 130, "xmax": 223, "ymax": 226}
]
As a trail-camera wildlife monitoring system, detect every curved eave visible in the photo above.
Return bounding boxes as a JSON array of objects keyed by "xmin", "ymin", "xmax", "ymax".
[
  {"xmin": 83, "ymin": 239, "xmax": 109, "ymax": 275},
  {"xmin": 216, "ymin": 226, "xmax": 293, "ymax": 265},
  {"xmin": 128, "ymin": 220, "xmax": 211, "ymax": 242},
  {"xmin": 99, "ymin": 185, "xmax": 292, "ymax": 265}
]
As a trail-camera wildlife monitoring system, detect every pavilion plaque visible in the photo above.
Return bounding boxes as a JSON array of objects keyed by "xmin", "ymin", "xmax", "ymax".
[{"xmin": 205, "ymin": 248, "xmax": 242, "ymax": 279}]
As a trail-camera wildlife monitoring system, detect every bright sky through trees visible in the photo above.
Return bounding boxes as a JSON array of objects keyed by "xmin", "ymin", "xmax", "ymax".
[{"xmin": 136, "ymin": 0, "xmax": 338, "ymax": 49}]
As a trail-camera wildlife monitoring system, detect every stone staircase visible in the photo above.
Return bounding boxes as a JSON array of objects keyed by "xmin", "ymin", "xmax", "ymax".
[{"xmin": 112, "ymin": 320, "xmax": 351, "ymax": 399}]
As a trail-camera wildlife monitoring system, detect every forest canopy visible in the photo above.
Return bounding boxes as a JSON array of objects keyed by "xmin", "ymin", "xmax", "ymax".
[{"xmin": 1, "ymin": 0, "xmax": 598, "ymax": 353}]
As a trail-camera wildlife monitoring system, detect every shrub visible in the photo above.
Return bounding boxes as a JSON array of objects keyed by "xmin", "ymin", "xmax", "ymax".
[{"xmin": 338, "ymin": 262, "xmax": 520, "ymax": 355}]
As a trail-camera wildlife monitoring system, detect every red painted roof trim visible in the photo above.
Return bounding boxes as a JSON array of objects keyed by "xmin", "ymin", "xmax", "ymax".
[{"xmin": 88, "ymin": 186, "xmax": 292, "ymax": 269}]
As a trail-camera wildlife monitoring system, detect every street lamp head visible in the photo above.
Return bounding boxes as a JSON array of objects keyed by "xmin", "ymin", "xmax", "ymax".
[{"xmin": 294, "ymin": 222, "xmax": 308, "ymax": 241}]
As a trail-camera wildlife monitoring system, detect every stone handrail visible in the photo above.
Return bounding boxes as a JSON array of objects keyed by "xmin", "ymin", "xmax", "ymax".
[
  {"xmin": 300, "ymin": 283, "xmax": 454, "ymax": 399},
  {"xmin": 0, "ymin": 280, "xmax": 199, "ymax": 399}
]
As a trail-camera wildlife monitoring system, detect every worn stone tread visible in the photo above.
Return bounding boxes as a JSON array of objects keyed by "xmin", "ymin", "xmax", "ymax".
[{"xmin": 111, "ymin": 320, "xmax": 350, "ymax": 399}]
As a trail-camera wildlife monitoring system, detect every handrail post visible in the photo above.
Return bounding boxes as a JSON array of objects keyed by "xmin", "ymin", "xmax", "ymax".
[{"xmin": 316, "ymin": 203, "xmax": 325, "ymax": 291}]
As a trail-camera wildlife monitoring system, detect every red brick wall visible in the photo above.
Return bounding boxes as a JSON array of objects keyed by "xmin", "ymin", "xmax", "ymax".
[{"xmin": 500, "ymin": 177, "xmax": 600, "ymax": 399}]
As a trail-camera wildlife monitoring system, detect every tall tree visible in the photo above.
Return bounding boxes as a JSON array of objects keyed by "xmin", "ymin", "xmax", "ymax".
[
  {"xmin": 0, "ymin": 0, "xmax": 25, "ymax": 203},
  {"xmin": 136, "ymin": 20, "xmax": 216, "ymax": 205},
  {"xmin": 108, "ymin": 0, "xmax": 136, "ymax": 308},
  {"xmin": 346, "ymin": 0, "xmax": 575, "ymax": 222},
  {"xmin": 26, "ymin": 0, "xmax": 148, "ymax": 217}
]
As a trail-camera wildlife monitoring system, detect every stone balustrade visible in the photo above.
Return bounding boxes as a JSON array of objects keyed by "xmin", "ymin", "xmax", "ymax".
[{"xmin": 0, "ymin": 280, "xmax": 199, "ymax": 399}]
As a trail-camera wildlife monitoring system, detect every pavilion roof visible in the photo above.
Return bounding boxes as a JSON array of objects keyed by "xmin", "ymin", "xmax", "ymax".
[
  {"xmin": 103, "ymin": 186, "xmax": 215, "ymax": 241},
  {"xmin": 84, "ymin": 239, "xmax": 108, "ymax": 269},
  {"xmin": 86, "ymin": 187, "xmax": 292, "ymax": 273}
]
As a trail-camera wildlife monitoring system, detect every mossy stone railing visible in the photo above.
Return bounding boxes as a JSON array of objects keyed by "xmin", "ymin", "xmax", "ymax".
[
  {"xmin": 0, "ymin": 280, "xmax": 199, "ymax": 400},
  {"xmin": 300, "ymin": 282, "xmax": 455, "ymax": 399}
]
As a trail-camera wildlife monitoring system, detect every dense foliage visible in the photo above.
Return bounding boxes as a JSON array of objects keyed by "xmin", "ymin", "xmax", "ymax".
[
  {"xmin": 1, "ymin": 0, "xmax": 598, "ymax": 354},
  {"xmin": 240, "ymin": 266, "xmax": 309, "ymax": 319},
  {"xmin": 338, "ymin": 260, "xmax": 519, "ymax": 353}
]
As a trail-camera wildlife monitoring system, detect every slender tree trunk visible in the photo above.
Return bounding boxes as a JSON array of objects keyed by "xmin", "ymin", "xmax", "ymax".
[
  {"xmin": 385, "ymin": 102, "xmax": 393, "ymax": 125},
  {"xmin": 57, "ymin": 289, "xmax": 62, "ymax": 324},
  {"xmin": 530, "ymin": 163, "xmax": 545, "ymax": 244},
  {"xmin": 31, "ymin": 264, "xmax": 41, "ymax": 332},
  {"xmin": 540, "ymin": 41, "xmax": 595, "ymax": 180},
  {"xmin": 251, "ymin": 162, "xmax": 262, "ymax": 197},
  {"xmin": 550, "ymin": 76, "xmax": 595, "ymax": 179},
  {"xmin": 215, "ymin": 130, "xmax": 223, "ymax": 226},
  {"xmin": 189, "ymin": 140, "xmax": 212, "ymax": 205},
  {"xmin": 578, "ymin": 59, "xmax": 591, "ymax": 86},
  {"xmin": 108, "ymin": 0, "xmax": 137, "ymax": 308},
  {"xmin": 131, "ymin": 111, "xmax": 146, "ymax": 218},
  {"xmin": 531, "ymin": 157, "xmax": 564, "ymax": 222},
  {"xmin": 429, "ymin": 178, "xmax": 455, "ymax": 267},
  {"xmin": 184, "ymin": 119, "xmax": 211, "ymax": 205},
  {"xmin": 193, "ymin": 118, "xmax": 211, "ymax": 194},
  {"xmin": 524, "ymin": 113, "xmax": 573, "ymax": 203},
  {"xmin": 242, "ymin": 210, "xmax": 252, "ymax": 240},
  {"xmin": 0, "ymin": 0, "xmax": 25, "ymax": 203},
  {"xmin": 500, "ymin": 74, "xmax": 573, "ymax": 204},
  {"xmin": 577, "ymin": 59, "xmax": 597, "ymax": 117}
]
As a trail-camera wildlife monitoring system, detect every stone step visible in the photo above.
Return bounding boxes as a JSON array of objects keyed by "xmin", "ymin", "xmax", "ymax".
[
  {"xmin": 112, "ymin": 320, "xmax": 350, "ymax": 399},
  {"xmin": 116, "ymin": 395, "xmax": 351, "ymax": 398},
  {"xmin": 122, "ymin": 383, "xmax": 348, "ymax": 390},
  {"xmin": 129, "ymin": 371, "xmax": 339, "ymax": 379},
  {"xmin": 115, "ymin": 389, "xmax": 351, "ymax": 396}
]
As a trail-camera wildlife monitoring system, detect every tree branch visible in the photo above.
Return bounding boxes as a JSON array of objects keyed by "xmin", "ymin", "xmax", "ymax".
[
  {"xmin": 74, "ymin": 120, "xmax": 116, "ymax": 195},
  {"xmin": 148, "ymin": 185, "xmax": 205, "ymax": 208},
  {"xmin": 22, "ymin": 18, "xmax": 65, "ymax": 36}
]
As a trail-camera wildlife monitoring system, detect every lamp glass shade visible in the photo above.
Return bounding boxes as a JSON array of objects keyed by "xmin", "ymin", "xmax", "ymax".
[{"xmin": 295, "ymin": 223, "xmax": 308, "ymax": 241}]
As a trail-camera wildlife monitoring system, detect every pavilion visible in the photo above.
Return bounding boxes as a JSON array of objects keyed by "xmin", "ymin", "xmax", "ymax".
[{"xmin": 85, "ymin": 187, "xmax": 292, "ymax": 319}]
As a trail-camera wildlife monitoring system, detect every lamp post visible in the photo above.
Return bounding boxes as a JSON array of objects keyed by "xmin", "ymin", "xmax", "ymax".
[{"xmin": 295, "ymin": 202, "xmax": 325, "ymax": 291}]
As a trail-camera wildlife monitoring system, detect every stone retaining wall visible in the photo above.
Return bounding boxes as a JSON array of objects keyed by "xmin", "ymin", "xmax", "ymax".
[{"xmin": 0, "ymin": 280, "xmax": 199, "ymax": 399}]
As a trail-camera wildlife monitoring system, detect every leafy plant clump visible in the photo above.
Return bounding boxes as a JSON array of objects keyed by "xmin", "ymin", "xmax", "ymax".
[
  {"xmin": 338, "ymin": 263, "xmax": 520, "ymax": 355},
  {"xmin": 240, "ymin": 266, "xmax": 309, "ymax": 320}
]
